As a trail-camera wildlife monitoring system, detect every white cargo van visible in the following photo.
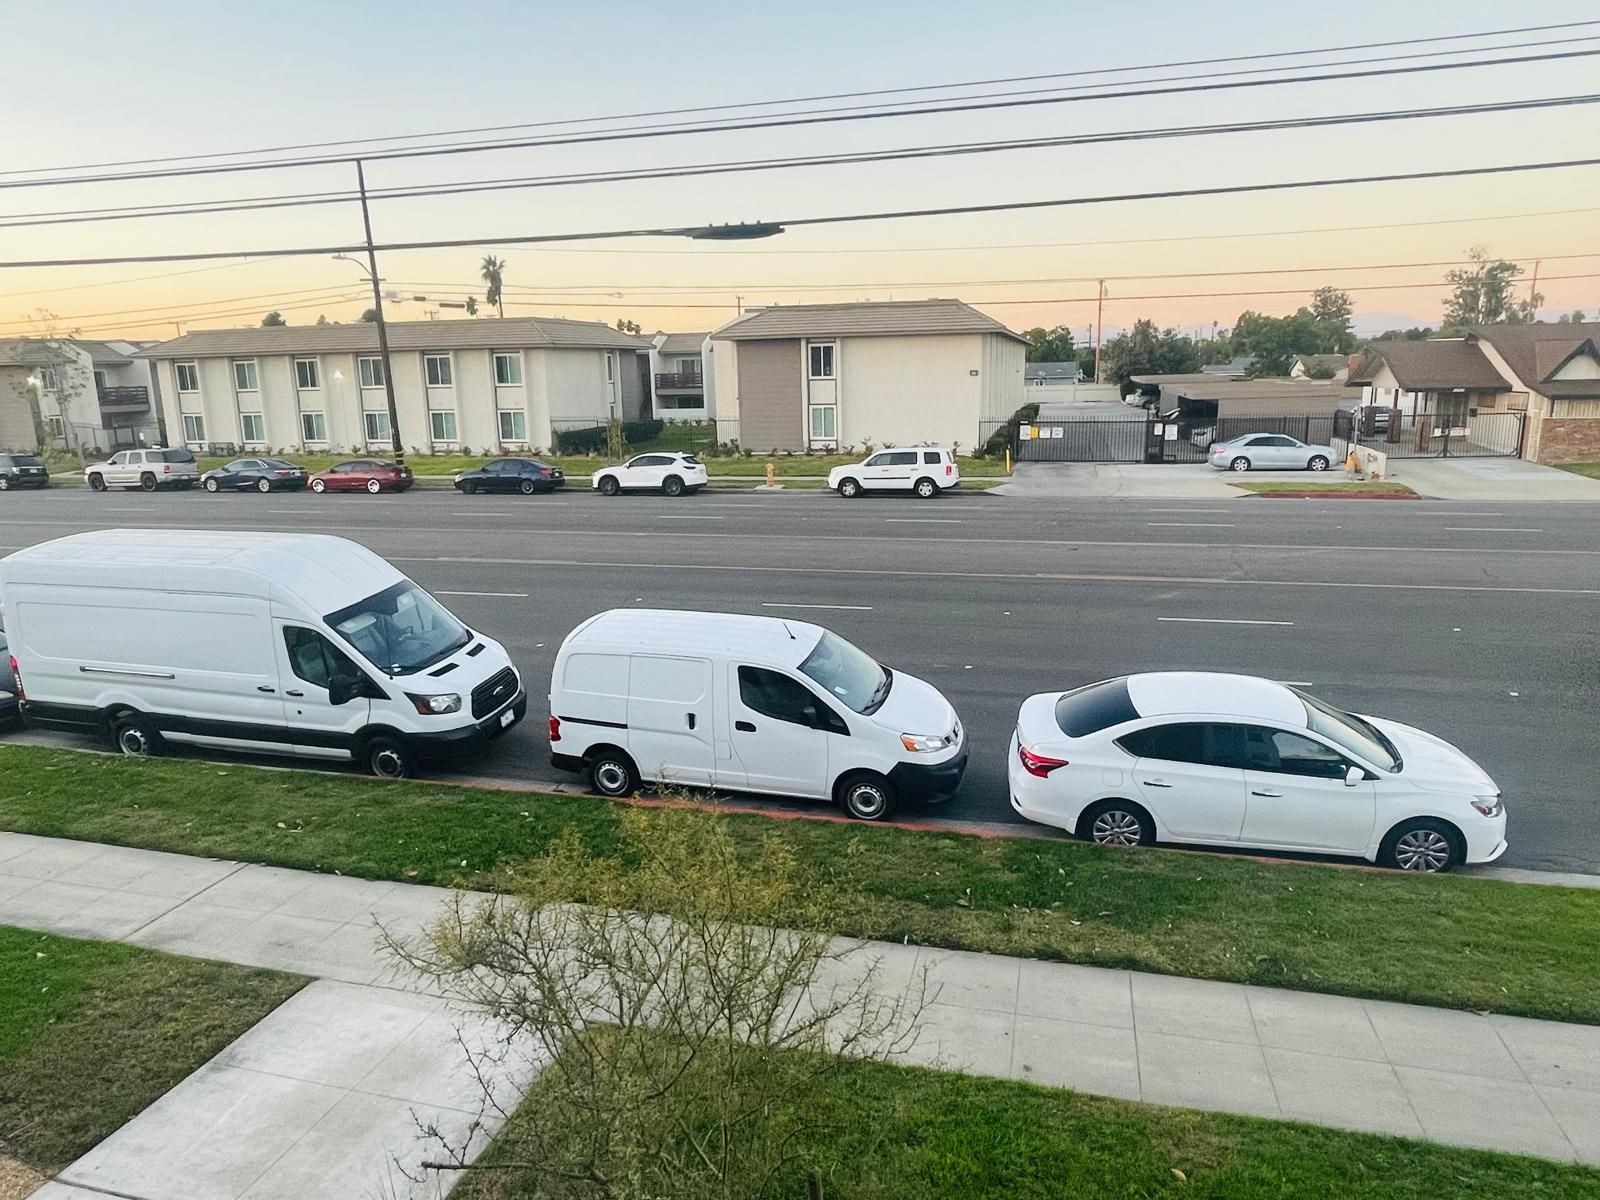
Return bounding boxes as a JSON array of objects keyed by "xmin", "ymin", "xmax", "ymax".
[
  {"xmin": 0, "ymin": 530, "xmax": 525, "ymax": 777},
  {"xmin": 548, "ymin": 609, "xmax": 967, "ymax": 819}
]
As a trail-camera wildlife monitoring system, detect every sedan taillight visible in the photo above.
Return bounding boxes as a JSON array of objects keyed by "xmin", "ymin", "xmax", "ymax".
[{"xmin": 1018, "ymin": 743, "xmax": 1069, "ymax": 778}]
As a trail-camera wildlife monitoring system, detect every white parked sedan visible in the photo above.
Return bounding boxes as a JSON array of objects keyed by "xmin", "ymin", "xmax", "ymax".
[
  {"xmin": 591, "ymin": 452, "xmax": 708, "ymax": 497},
  {"xmin": 1209, "ymin": 433, "xmax": 1337, "ymax": 472},
  {"xmin": 1008, "ymin": 672, "xmax": 1506, "ymax": 872}
]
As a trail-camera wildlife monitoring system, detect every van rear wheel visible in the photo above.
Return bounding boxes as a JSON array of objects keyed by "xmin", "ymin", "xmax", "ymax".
[
  {"xmin": 110, "ymin": 714, "xmax": 162, "ymax": 759},
  {"xmin": 364, "ymin": 735, "xmax": 416, "ymax": 780},
  {"xmin": 589, "ymin": 747, "xmax": 638, "ymax": 797},
  {"xmin": 837, "ymin": 772, "xmax": 896, "ymax": 821}
]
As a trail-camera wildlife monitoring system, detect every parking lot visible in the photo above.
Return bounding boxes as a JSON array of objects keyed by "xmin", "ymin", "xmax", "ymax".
[{"xmin": 3, "ymin": 483, "xmax": 1598, "ymax": 873}]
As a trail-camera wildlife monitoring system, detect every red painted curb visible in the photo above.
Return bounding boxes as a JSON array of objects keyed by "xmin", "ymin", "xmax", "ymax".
[{"xmin": 1244, "ymin": 490, "xmax": 1419, "ymax": 500}]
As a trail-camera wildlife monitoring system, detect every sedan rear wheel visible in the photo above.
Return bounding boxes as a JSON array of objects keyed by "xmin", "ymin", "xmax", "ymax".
[
  {"xmin": 256, "ymin": 478, "xmax": 273, "ymax": 493},
  {"xmin": 1078, "ymin": 800, "xmax": 1155, "ymax": 848},
  {"xmin": 519, "ymin": 478, "xmax": 537, "ymax": 495},
  {"xmin": 1229, "ymin": 456, "xmax": 1251, "ymax": 472},
  {"xmin": 366, "ymin": 478, "xmax": 382, "ymax": 494}
]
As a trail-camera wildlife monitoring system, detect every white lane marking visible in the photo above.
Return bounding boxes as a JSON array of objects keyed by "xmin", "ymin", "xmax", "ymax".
[
  {"xmin": 1147, "ymin": 508, "xmax": 1230, "ymax": 513},
  {"xmin": 434, "ymin": 590, "xmax": 529, "ymax": 598},
  {"xmin": 1148, "ymin": 522, "xmax": 1235, "ymax": 527},
  {"xmin": 1443, "ymin": 527, "xmax": 1543, "ymax": 533},
  {"xmin": 884, "ymin": 518, "xmax": 963, "ymax": 524},
  {"xmin": 1157, "ymin": 616, "xmax": 1294, "ymax": 626},
  {"xmin": 656, "ymin": 515, "xmax": 725, "ymax": 520},
  {"xmin": 1415, "ymin": 511, "xmax": 1504, "ymax": 516},
  {"xmin": 762, "ymin": 602, "xmax": 874, "ymax": 611}
]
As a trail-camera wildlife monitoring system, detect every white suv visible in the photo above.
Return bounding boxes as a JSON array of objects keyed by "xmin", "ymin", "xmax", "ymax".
[
  {"xmin": 828, "ymin": 448, "xmax": 960, "ymax": 499},
  {"xmin": 85, "ymin": 447, "xmax": 201, "ymax": 492},
  {"xmin": 592, "ymin": 452, "xmax": 708, "ymax": 497}
]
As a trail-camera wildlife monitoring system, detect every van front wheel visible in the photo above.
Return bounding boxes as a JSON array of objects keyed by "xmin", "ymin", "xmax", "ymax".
[
  {"xmin": 837, "ymin": 772, "xmax": 897, "ymax": 821},
  {"xmin": 110, "ymin": 714, "xmax": 162, "ymax": 759},
  {"xmin": 364, "ymin": 735, "xmax": 416, "ymax": 780},
  {"xmin": 589, "ymin": 748, "xmax": 638, "ymax": 797}
]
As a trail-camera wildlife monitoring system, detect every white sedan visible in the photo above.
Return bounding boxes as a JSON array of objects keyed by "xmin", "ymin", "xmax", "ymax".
[
  {"xmin": 1008, "ymin": 672, "xmax": 1506, "ymax": 873},
  {"xmin": 1209, "ymin": 433, "xmax": 1337, "ymax": 472},
  {"xmin": 591, "ymin": 452, "xmax": 708, "ymax": 497}
]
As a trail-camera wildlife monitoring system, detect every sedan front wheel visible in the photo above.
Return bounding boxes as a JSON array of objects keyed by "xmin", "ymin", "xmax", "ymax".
[{"xmin": 1380, "ymin": 819, "xmax": 1462, "ymax": 873}]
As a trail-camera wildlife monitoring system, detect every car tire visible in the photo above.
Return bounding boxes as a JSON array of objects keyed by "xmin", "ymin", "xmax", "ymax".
[
  {"xmin": 0, "ymin": 477, "xmax": 9, "ymax": 491},
  {"xmin": 1229, "ymin": 456, "xmax": 1252, "ymax": 473},
  {"xmin": 364, "ymin": 734, "xmax": 416, "ymax": 780},
  {"xmin": 663, "ymin": 475, "xmax": 685, "ymax": 497},
  {"xmin": 836, "ymin": 772, "xmax": 897, "ymax": 821},
  {"xmin": 588, "ymin": 747, "xmax": 638, "ymax": 797},
  {"xmin": 837, "ymin": 477, "xmax": 861, "ymax": 499},
  {"xmin": 519, "ymin": 478, "xmax": 537, "ymax": 495},
  {"xmin": 599, "ymin": 475, "xmax": 621, "ymax": 497},
  {"xmin": 139, "ymin": 473, "xmax": 158, "ymax": 492},
  {"xmin": 1077, "ymin": 799, "xmax": 1155, "ymax": 848},
  {"xmin": 88, "ymin": 473, "xmax": 106, "ymax": 492},
  {"xmin": 110, "ymin": 713, "xmax": 163, "ymax": 759},
  {"xmin": 257, "ymin": 478, "xmax": 273, "ymax": 493},
  {"xmin": 1308, "ymin": 455, "xmax": 1330, "ymax": 471},
  {"xmin": 462, "ymin": 480, "xmax": 478, "ymax": 495},
  {"xmin": 914, "ymin": 477, "xmax": 939, "ymax": 499},
  {"xmin": 1379, "ymin": 818, "xmax": 1462, "ymax": 873},
  {"xmin": 310, "ymin": 478, "xmax": 326, "ymax": 494},
  {"xmin": 203, "ymin": 477, "xmax": 220, "ymax": 492},
  {"xmin": 366, "ymin": 478, "xmax": 382, "ymax": 494}
]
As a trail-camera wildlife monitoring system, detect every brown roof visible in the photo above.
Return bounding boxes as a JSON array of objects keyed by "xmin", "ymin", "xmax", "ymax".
[
  {"xmin": 1470, "ymin": 323, "xmax": 1600, "ymax": 399},
  {"xmin": 656, "ymin": 332, "xmax": 708, "ymax": 354},
  {"xmin": 0, "ymin": 338, "xmax": 69, "ymax": 367},
  {"xmin": 71, "ymin": 340, "xmax": 134, "ymax": 365},
  {"xmin": 1347, "ymin": 340, "xmax": 1510, "ymax": 391},
  {"xmin": 712, "ymin": 298, "xmax": 1025, "ymax": 343},
  {"xmin": 136, "ymin": 316, "xmax": 650, "ymax": 359}
]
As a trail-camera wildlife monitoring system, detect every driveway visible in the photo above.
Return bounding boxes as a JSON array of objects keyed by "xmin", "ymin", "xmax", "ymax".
[
  {"xmin": 996, "ymin": 463, "xmax": 1245, "ymax": 498},
  {"xmin": 1383, "ymin": 458, "xmax": 1600, "ymax": 501}
]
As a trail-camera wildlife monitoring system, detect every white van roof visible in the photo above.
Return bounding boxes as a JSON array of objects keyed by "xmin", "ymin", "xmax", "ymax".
[
  {"xmin": 0, "ymin": 529, "xmax": 401, "ymax": 615},
  {"xmin": 565, "ymin": 608, "xmax": 824, "ymax": 668}
]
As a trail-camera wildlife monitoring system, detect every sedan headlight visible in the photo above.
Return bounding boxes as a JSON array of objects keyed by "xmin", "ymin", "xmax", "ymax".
[
  {"xmin": 900, "ymin": 732, "xmax": 946, "ymax": 753},
  {"xmin": 406, "ymin": 692, "xmax": 462, "ymax": 715},
  {"xmin": 1470, "ymin": 795, "xmax": 1504, "ymax": 818}
]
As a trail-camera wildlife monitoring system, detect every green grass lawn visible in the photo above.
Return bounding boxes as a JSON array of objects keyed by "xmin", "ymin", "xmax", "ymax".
[
  {"xmin": 457, "ymin": 1047, "xmax": 1600, "ymax": 1200},
  {"xmin": 2, "ymin": 746, "xmax": 1596, "ymax": 1025},
  {"xmin": 1233, "ymin": 480, "xmax": 1418, "ymax": 496},
  {"xmin": 0, "ymin": 924, "xmax": 301, "ymax": 1176},
  {"xmin": 1557, "ymin": 462, "xmax": 1600, "ymax": 480}
]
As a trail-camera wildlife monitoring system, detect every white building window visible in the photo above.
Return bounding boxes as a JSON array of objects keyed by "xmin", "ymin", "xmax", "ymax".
[
  {"xmin": 430, "ymin": 410, "xmax": 458, "ymax": 443},
  {"xmin": 233, "ymin": 360, "xmax": 258, "ymax": 392},
  {"xmin": 493, "ymin": 352, "xmax": 522, "ymax": 386},
  {"xmin": 93, "ymin": 368, "xmax": 108, "ymax": 391},
  {"xmin": 300, "ymin": 411, "xmax": 327, "ymax": 444},
  {"xmin": 357, "ymin": 356, "xmax": 386, "ymax": 388},
  {"xmin": 808, "ymin": 343, "xmax": 835, "ymax": 379},
  {"xmin": 240, "ymin": 413, "xmax": 266, "ymax": 445},
  {"xmin": 39, "ymin": 366, "xmax": 60, "ymax": 391},
  {"xmin": 424, "ymin": 353, "xmax": 453, "ymax": 387},
  {"xmin": 809, "ymin": 405, "xmax": 837, "ymax": 442},
  {"xmin": 364, "ymin": 411, "xmax": 392, "ymax": 443},
  {"xmin": 175, "ymin": 362, "xmax": 200, "ymax": 393},
  {"xmin": 294, "ymin": 358, "xmax": 320, "ymax": 390},
  {"xmin": 498, "ymin": 410, "xmax": 527, "ymax": 442},
  {"xmin": 182, "ymin": 413, "xmax": 207, "ymax": 445},
  {"xmin": 46, "ymin": 415, "xmax": 65, "ymax": 438}
]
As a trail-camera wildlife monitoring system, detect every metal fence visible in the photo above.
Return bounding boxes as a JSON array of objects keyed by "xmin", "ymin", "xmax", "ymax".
[{"xmin": 1333, "ymin": 410, "xmax": 1524, "ymax": 459}]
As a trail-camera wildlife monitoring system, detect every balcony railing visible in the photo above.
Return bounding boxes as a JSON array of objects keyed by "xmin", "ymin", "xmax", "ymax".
[
  {"xmin": 97, "ymin": 385, "xmax": 150, "ymax": 411},
  {"xmin": 654, "ymin": 371, "xmax": 704, "ymax": 392}
]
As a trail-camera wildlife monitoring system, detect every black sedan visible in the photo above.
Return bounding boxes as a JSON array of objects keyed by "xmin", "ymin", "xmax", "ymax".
[
  {"xmin": 201, "ymin": 458, "xmax": 309, "ymax": 493},
  {"xmin": 454, "ymin": 457, "xmax": 566, "ymax": 495}
]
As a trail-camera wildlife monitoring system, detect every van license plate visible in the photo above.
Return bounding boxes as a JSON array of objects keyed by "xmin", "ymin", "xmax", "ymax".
[{"xmin": 499, "ymin": 709, "xmax": 515, "ymax": 728}]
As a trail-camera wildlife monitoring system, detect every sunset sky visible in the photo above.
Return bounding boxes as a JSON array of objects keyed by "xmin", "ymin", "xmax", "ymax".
[{"xmin": 1, "ymin": 0, "xmax": 1596, "ymax": 343}]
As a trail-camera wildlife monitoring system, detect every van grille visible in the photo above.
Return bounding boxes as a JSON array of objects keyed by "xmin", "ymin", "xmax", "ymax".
[{"xmin": 471, "ymin": 667, "xmax": 518, "ymax": 718}]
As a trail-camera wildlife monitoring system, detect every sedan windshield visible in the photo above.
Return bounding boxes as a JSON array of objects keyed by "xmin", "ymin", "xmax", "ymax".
[
  {"xmin": 1297, "ymin": 690, "xmax": 1401, "ymax": 771},
  {"xmin": 325, "ymin": 581, "xmax": 471, "ymax": 676},
  {"xmin": 799, "ymin": 630, "xmax": 890, "ymax": 714}
]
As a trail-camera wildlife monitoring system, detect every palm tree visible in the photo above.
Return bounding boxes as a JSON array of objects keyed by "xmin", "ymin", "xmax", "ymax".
[{"xmin": 480, "ymin": 255, "xmax": 507, "ymax": 318}]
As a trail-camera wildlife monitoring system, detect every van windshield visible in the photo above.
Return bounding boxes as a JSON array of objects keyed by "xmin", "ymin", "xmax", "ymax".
[
  {"xmin": 799, "ymin": 630, "xmax": 890, "ymax": 715},
  {"xmin": 325, "ymin": 581, "xmax": 471, "ymax": 676}
]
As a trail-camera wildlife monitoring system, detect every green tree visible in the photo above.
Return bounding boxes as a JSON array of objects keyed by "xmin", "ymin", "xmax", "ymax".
[
  {"xmin": 480, "ymin": 254, "xmax": 507, "ymax": 318},
  {"xmin": 464, "ymin": 296, "xmax": 479, "ymax": 317},
  {"xmin": 615, "ymin": 317, "xmax": 642, "ymax": 335},
  {"xmin": 1375, "ymin": 326, "xmax": 1434, "ymax": 341},
  {"xmin": 1309, "ymin": 287, "xmax": 1355, "ymax": 352},
  {"xmin": 1232, "ymin": 309, "xmax": 1322, "ymax": 376},
  {"xmin": 314, "ymin": 314, "xmax": 329, "ymax": 326},
  {"xmin": 1097, "ymin": 319, "xmax": 1200, "ymax": 393},
  {"xmin": 359, "ymin": 308, "xmax": 379, "ymax": 322},
  {"xmin": 1022, "ymin": 324, "xmax": 1077, "ymax": 363},
  {"xmin": 260, "ymin": 311, "xmax": 286, "ymax": 327},
  {"xmin": 1556, "ymin": 309, "xmax": 1588, "ymax": 324},
  {"xmin": 1443, "ymin": 247, "xmax": 1540, "ymax": 328}
]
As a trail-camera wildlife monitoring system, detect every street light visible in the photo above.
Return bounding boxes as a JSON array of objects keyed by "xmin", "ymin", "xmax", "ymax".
[{"xmin": 331, "ymin": 243, "xmax": 403, "ymax": 467}]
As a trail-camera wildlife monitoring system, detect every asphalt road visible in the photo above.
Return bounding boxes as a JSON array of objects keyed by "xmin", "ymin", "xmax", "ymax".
[{"xmin": 2, "ymin": 483, "xmax": 1597, "ymax": 873}]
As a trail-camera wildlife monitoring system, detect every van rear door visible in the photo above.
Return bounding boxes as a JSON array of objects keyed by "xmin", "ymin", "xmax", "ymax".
[
  {"xmin": 274, "ymin": 622, "xmax": 372, "ymax": 758},
  {"xmin": 626, "ymin": 655, "xmax": 714, "ymax": 786}
]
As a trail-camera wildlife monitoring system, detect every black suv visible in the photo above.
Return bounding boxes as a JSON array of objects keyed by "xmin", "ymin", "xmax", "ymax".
[{"xmin": 0, "ymin": 453, "xmax": 50, "ymax": 490}]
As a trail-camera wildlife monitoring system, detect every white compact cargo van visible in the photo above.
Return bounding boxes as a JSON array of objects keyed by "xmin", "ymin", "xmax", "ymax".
[
  {"xmin": 0, "ymin": 530, "xmax": 525, "ymax": 777},
  {"xmin": 548, "ymin": 609, "xmax": 967, "ymax": 819}
]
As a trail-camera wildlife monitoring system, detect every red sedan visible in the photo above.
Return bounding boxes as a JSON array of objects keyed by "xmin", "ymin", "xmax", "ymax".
[{"xmin": 309, "ymin": 459, "xmax": 414, "ymax": 495}]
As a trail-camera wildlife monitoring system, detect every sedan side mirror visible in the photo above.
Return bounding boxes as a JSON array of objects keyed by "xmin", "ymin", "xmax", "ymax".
[{"xmin": 1344, "ymin": 764, "xmax": 1364, "ymax": 787}]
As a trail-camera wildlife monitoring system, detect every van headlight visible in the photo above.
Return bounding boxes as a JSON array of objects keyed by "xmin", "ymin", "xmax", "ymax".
[
  {"xmin": 1470, "ymin": 795, "xmax": 1503, "ymax": 817},
  {"xmin": 407, "ymin": 692, "xmax": 461, "ymax": 715},
  {"xmin": 900, "ymin": 733, "xmax": 946, "ymax": 753}
]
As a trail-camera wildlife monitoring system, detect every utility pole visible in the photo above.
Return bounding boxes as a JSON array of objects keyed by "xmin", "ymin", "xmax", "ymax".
[
  {"xmin": 734, "ymin": 294, "xmax": 744, "ymax": 315},
  {"xmin": 1093, "ymin": 280, "xmax": 1106, "ymax": 384},
  {"xmin": 1528, "ymin": 259, "xmax": 1541, "ymax": 313},
  {"xmin": 354, "ymin": 159, "xmax": 404, "ymax": 467}
]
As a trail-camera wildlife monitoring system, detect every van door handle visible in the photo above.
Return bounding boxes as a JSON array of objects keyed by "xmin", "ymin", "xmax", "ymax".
[
  {"xmin": 735, "ymin": 720, "xmax": 756, "ymax": 732},
  {"xmin": 686, "ymin": 712, "xmax": 696, "ymax": 730},
  {"xmin": 1251, "ymin": 789, "xmax": 1284, "ymax": 798},
  {"xmin": 256, "ymin": 685, "xmax": 276, "ymax": 693},
  {"xmin": 285, "ymin": 689, "xmax": 304, "ymax": 698},
  {"xmin": 1142, "ymin": 779, "xmax": 1173, "ymax": 788}
]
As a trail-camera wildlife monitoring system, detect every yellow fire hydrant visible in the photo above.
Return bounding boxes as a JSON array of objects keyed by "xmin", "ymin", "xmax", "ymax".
[{"xmin": 765, "ymin": 461, "xmax": 775, "ymax": 487}]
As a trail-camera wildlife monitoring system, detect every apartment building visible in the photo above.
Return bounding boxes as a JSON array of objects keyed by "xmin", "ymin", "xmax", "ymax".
[
  {"xmin": 137, "ymin": 317, "xmax": 650, "ymax": 455},
  {"xmin": 0, "ymin": 338, "xmax": 162, "ymax": 453}
]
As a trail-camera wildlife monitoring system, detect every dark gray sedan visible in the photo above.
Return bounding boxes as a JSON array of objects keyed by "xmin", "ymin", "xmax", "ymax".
[{"xmin": 201, "ymin": 457, "xmax": 309, "ymax": 493}]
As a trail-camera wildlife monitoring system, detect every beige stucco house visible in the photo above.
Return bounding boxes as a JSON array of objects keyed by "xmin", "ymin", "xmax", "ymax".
[
  {"xmin": 136, "ymin": 317, "xmax": 650, "ymax": 455},
  {"xmin": 705, "ymin": 299, "xmax": 1026, "ymax": 453}
]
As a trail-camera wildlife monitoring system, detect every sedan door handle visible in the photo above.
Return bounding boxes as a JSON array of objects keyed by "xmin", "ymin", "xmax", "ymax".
[
  {"xmin": 735, "ymin": 720, "xmax": 756, "ymax": 732},
  {"xmin": 1142, "ymin": 779, "xmax": 1173, "ymax": 788},
  {"xmin": 1251, "ymin": 789, "xmax": 1284, "ymax": 798},
  {"xmin": 256, "ymin": 685, "xmax": 276, "ymax": 693},
  {"xmin": 285, "ymin": 689, "xmax": 305, "ymax": 698}
]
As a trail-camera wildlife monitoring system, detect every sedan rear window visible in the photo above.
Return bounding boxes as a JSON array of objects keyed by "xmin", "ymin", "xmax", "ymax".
[{"xmin": 1054, "ymin": 677, "xmax": 1139, "ymax": 737}]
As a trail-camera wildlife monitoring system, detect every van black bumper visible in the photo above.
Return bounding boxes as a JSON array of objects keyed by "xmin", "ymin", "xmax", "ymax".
[
  {"xmin": 409, "ymin": 692, "xmax": 527, "ymax": 763},
  {"xmin": 888, "ymin": 747, "xmax": 968, "ymax": 804}
]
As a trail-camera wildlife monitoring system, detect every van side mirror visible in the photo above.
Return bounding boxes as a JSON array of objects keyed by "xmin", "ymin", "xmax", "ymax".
[
  {"xmin": 328, "ymin": 676, "xmax": 359, "ymax": 706},
  {"xmin": 1344, "ymin": 765, "xmax": 1364, "ymax": 787}
]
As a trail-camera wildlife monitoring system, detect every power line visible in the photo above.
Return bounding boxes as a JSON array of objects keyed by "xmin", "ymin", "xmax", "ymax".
[
  {"xmin": 0, "ymin": 284, "xmax": 364, "ymax": 328},
  {"xmin": 5, "ymin": 46, "xmax": 1600, "ymax": 192},
  {"xmin": 11, "ymin": 20, "xmax": 1596, "ymax": 177},
  {"xmin": 6, "ymin": 93, "xmax": 1596, "ymax": 231}
]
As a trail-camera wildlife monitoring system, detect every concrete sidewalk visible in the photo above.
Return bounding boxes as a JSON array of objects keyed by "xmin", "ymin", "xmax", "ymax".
[{"xmin": 4, "ymin": 831, "xmax": 1600, "ymax": 1181}]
